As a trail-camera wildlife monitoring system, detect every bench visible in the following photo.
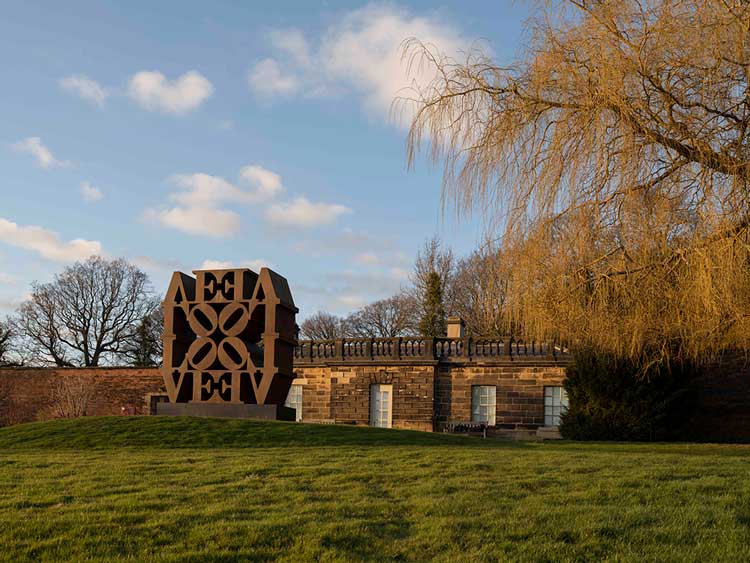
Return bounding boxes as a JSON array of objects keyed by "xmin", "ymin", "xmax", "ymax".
[{"xmin": 443, "ymin": 421, "xmax": 489, "ymax": 438}]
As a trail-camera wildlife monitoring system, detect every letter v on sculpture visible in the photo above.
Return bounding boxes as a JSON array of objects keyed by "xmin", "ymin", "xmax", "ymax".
[{"xmin": 157, "ymin": 267, "xmax": 298, "ymax": 420}]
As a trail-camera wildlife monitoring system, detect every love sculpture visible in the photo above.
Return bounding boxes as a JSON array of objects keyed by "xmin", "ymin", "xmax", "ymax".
[{"xmin": 159, "ymin": 267, "xmax": 298, "ymax": 418}]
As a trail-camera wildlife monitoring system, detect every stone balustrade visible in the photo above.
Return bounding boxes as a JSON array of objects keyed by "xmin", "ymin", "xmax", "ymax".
[{"xmin": 294, "ymin": 336, "xmax": 570, "ymax": 365}]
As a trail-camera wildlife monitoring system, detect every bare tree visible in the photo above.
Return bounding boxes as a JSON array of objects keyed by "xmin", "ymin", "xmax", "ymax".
[
  {"xmin": 0, "ymin": 319, "xmax": 16, "ymax": 367},
  {"xmin": 347, "ymin": 294, "xmax": 419, "ymax": 337},
  {"xmin": 15, "ymin": 286, "xmax": 73, "ymax": 367},
  {"xmin": 451, "ymin": 246, "xmax": 514, "ymax": 338},
  {"xmin": 299, "ymin": 311, "xmax": 348, "ymax": 340},
  {"xmin": 16, "ymin": 257, "xmax": 158, "ymax": 367},
  {"xmin": 404, "ymin": 1, "xmax": 750, "ymax": 362},
  {"xmin": 47, "ymin": 376, "xmax": 94, "ymax": 419}
]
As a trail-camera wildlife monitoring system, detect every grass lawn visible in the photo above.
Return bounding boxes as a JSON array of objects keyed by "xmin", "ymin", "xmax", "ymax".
[{"xmin": 0, "ymin": 417, "xmax": 749, "ymax": 562}]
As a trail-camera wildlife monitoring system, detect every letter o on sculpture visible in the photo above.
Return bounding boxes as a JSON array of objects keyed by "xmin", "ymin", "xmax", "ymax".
[
  {"xmin": 188, "ymin": 303, "xmax": 219, "ymax": 336},
  {"xmin": 218, "ymin": 337, "xmax": 248, "ymax": 370},
  {"xmin": 218, "ymin": 302, "xmax": 249, "ymax": 337},
  {"xmin": 187, "ymin": 338, "xmax": 217, "ymax": 370}
]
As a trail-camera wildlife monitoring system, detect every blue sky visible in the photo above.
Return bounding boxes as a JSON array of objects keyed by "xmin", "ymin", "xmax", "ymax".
[{"xmin": 0, "ymin": 1, "xmax": 531, "ymax": 319}]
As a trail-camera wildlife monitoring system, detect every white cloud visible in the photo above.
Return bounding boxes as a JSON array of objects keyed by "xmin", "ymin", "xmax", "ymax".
[
  {"xmin": 239, "ymin": 165, "xmax": 284, "ymax": 199},
  {"xmin": 12, "ymin": 137, "xmax": 70, "ymax": 168},
  {"xmin": 80, "ymin": 182, "xmax": 103, "ymax": 202},
  {"xmin": 0, "ymin": 218, "xmax": 102, "ymax": 262},
  {"xmin": 248, "ymin": 4, "xmax": 471, "ymax": 124},
  {"xmin": 146, "ymin": 166, "xmax": 287, "ymax": 238},
  {"xmin": 168, "ymin": 173, "xmax": 246, "ymax": 208},
  {"xmin": 0, "ymin": 273, "xmax": 16, "ymax": 284},
  {"xmin": 128, "ymin": 70, "xmax": 213, "ymax": 114},
  {"xmin": 248, "ymin": 58, "xmax": 300, "ymax": 97},
  {"xmin": 59, "ymin": 74, "xmax": 109, "ymax": 107},
  {"xmin": 170, "ymin": 167, "xmax": 282, "ymax": 207},
  {"xmin": 265, "ymin": 197, "xmax": 351, "ymax": 228},
  {"xmin": 145, "ymin": 206, "xmax": 241, "ymax": 238},
  {"xmin": 199, "ymin": 259, "xmax": 271, "ymax": 272}
]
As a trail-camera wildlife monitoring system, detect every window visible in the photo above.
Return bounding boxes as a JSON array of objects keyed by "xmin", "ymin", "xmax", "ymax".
[
  {"xmin": 370, "ymin": 384, "xmax": 392, "ymax": 428},
  {"xmin": 544, "ymin": 386, "xmax": 569, "ymax": 427},
  {"xmin": 471, "ymin": 385, "xmax": 496, "ymax": 426},
  {"xmin": 284, "ymin": 384, "xmax": 303, "ymax": 422}
]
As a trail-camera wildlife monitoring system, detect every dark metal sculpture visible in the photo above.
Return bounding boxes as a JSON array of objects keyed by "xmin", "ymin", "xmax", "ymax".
[{"xmin": 161, "ymin": 267, "xmax": 297, "ymax": 406}]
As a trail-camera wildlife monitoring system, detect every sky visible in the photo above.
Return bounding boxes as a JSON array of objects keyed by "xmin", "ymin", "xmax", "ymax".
[{"xmin": 0, "ymin": 0, "xmax": 533, "ymax": 320}]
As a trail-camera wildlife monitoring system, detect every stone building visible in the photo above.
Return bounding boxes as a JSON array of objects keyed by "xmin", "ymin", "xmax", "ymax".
[
  {"xmin": 289, "ymin": 318, "xmax": 569, "ymax": 438},
  {"xmin": 0, "ymin": 319, "xmax": 571, "ymax": 438},
  {"xmin": 0, "ymin": 317, "xmax": 748, "ymax": 441}
]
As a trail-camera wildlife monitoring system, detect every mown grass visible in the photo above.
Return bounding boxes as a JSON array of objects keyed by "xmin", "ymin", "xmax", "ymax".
[{"xmin": 1, "ymin": 417, "xmax": 749, "ymax": 562}]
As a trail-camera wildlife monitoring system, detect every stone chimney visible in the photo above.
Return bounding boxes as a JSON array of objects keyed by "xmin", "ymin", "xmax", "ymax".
[{"xmin": 446, "ymin": 317, "xmax": 465, "ymax": 338}]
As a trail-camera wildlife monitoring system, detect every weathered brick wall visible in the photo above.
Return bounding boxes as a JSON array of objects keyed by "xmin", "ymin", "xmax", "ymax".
[
  {"xmin": 0, "ymin": 357, "xmax": 747, "ymax": 441},
  {"xmin": 290, "ymin": 366, "xmax": 332, "ymax": 423},
  {"xmin": 435, "ymin": 363, "xmax": 567, "ymax": 431},
  {"xmin": 295, "ymin": 364, "xmax": 434, "ymax": 431},
  {"xmin": 0, "ymin": 367, "xmax": 163, "ymax": 424}
]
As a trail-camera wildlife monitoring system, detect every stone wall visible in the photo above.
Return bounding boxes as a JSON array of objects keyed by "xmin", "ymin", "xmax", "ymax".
[
  {"xmin": 0, "ymin": 367, "xmax": 163, "ymax": 424},
  {"xmin": 293, "ymin": 364, "xmax": 435, "ymax": 431},
  {"xmin": 434, "ymin": 363, "xmax": 566, "ymax": 431},
  {"xmin": 0, "ymin": 355, "xmax": 747, "ymax": 441}
]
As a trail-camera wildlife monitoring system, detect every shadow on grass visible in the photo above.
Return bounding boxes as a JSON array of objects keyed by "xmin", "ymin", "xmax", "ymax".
[
  {"xmin": 0, "ymin": 416, "xmax": 532, "ymax": 451},
  {"xmin": 2, "ymin": 417, "xmax": 747, "ymax": 455}
]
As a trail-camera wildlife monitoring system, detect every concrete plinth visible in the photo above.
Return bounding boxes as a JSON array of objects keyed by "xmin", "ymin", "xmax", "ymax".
[{"xmin": 155, "ymin": 402, "xmax": 296, "ymax": 421}]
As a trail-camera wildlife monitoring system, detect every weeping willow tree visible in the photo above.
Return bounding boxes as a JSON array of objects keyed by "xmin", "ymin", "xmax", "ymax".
[{"xmin": 403, "ymin": 0, "xmax": 750, "ymax": 363}]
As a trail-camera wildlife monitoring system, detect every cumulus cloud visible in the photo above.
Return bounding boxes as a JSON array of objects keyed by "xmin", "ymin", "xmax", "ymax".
[
  {"xmin": 248, "ymin": 58, "xmax": 300, "ymax": 97},
  {"xmin": 0, "ymin": 218, "xmax": 102, "ymax": 262},
  {"xmin": 59, "ymin": 74, "xmax": 109, "ymax": 107},
  {"xmin": 128, "ymin": 70, "xmax": 213, "ymax": 114},
  {"xmin": 239, "ymin": 165, "xmax": 284, "ymax": 199},
  {"xmin": 265, "ymin": 197, "xmax": 351, "ymax": 227},
  {"xmin": 145, "ymin": 165, "xmax": 285, "ymax": 238},
  {"xmin": 145, "ymin": 206, "xmax": 241, "ymax": 238},
  {"xmin": 199, "ymin": 259, "xmax": 271, "ymax": 272},
  {"xmin": 169, "ymin": 167, "xmax": 282, "ymax": 208},
  {"xmin": 247, "ymin": 4, "xmax": 471, "ymax": 124},
  {"xmin": 80, "ymin": 182, "xmax": 103, "ymax": 202},
  {"xmin": 12, "ymin": 137, "xmax": 69, "ymax": 168}
]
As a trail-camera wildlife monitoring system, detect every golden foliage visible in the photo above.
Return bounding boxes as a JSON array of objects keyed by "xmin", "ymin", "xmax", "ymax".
[{"xmin": 403, "ymin": 0, "xmax": 750, "ymax": 362}]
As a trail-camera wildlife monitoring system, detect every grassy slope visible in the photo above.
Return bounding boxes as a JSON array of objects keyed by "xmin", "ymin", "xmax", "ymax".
[{"xmin": 0, "ymin": 418, "xmax": 749, "ymax": 562}]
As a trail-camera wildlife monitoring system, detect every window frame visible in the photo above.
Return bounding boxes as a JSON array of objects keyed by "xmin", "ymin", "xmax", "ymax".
[
  {"xmin": 471, "ymin": 385, "xmax": 497, "ymax": 426},
  {"xmin": 543, "ymin": 386, "xmax": 569, "ymax": 427}
]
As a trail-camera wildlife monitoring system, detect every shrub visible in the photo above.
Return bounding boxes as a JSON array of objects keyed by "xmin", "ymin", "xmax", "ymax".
[{"xmin": 559, "ymin": 350, "xmax": 699, "ymax": 441}]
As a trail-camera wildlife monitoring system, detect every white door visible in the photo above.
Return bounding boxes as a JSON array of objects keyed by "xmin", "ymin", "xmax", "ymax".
[{"xmin": 370, "ymin": 384, "xmax": 392, "ymax": 428}]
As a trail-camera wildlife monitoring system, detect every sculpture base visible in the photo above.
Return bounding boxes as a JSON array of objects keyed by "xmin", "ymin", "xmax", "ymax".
[{"xmin": 155, "ymin": 402, "xmax": 296, "ymax": 421}]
